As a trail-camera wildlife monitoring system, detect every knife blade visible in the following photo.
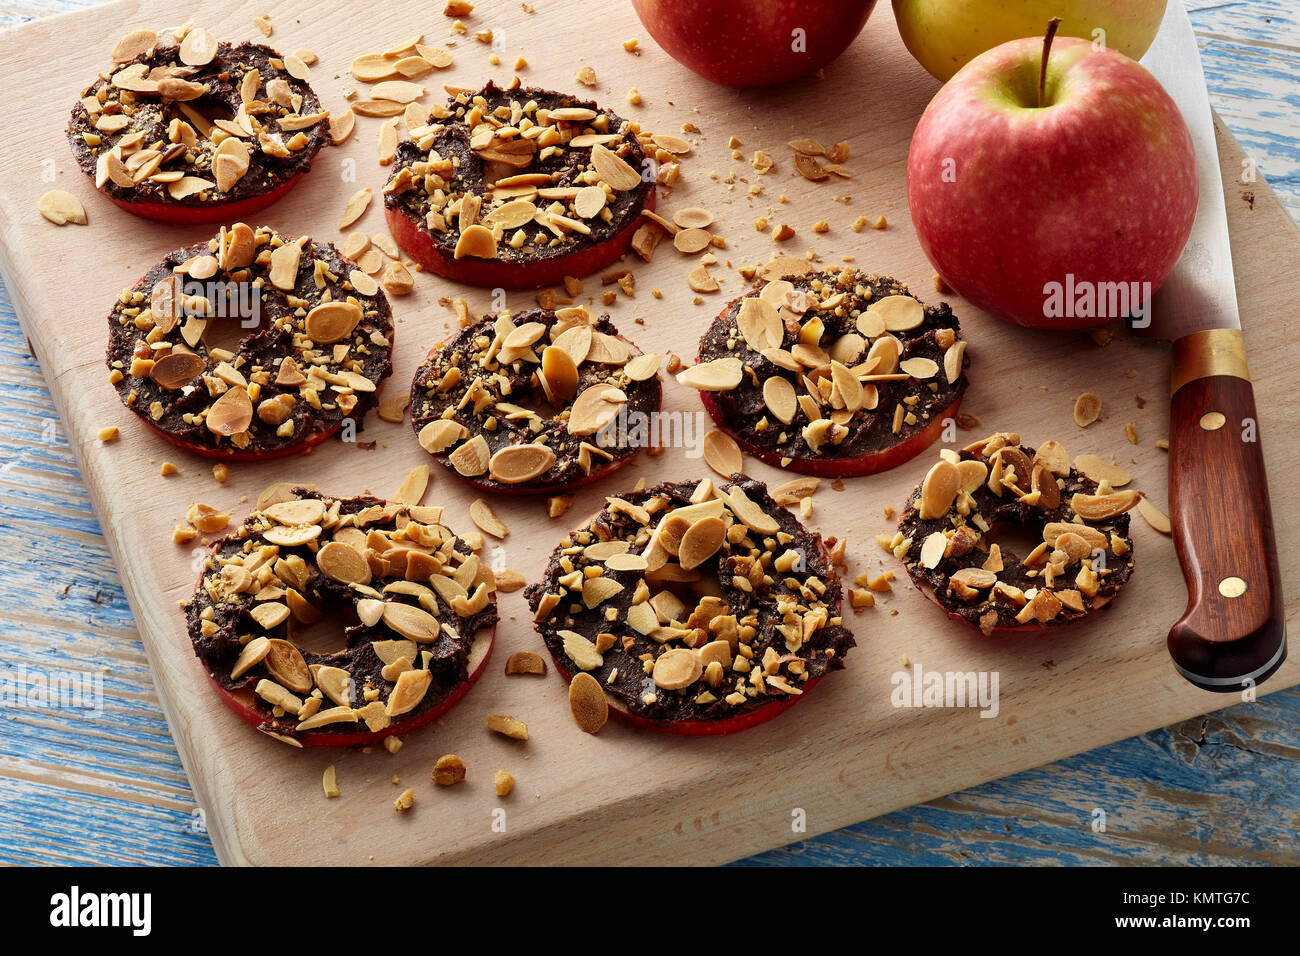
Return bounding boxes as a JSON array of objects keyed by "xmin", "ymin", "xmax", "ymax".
[{"xmin": 1138, "ymin": 0, "xmax": 1286, "ymax": 691}]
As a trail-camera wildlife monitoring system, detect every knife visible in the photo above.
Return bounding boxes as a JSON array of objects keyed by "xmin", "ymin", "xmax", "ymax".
[{"xmin": 1138, "ymin": 1, "xmax": 1286, "ymax": 692}]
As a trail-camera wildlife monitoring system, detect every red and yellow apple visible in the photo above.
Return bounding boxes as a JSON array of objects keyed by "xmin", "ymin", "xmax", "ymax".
[
  {"xmin": 906, "ymin": 34, "xmax": 1197, "ymax": 330},
  {"xmin": 630, "ymin": 0, "xmax": 878, "ymax": 88},
  {"xmin": 893, "ymin": 0, "xmax": 1168, "ymax": 82}
]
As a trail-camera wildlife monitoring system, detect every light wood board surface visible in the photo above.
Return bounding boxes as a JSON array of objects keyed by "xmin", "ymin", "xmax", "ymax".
[{"xmin": 0, "ymin": 0, "xmax": 1296, "ymax": 866}]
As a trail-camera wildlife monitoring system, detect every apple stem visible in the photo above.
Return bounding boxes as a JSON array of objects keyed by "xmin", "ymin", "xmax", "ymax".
[{"xmin": 1039, "ymin": 17, "xmax": 1063, "ymax": 109}]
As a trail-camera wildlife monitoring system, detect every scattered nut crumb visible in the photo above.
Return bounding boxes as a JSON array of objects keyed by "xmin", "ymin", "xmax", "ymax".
[
  {"xmin": 322, "ymin": 764, "xmax": 339, "ymax": 798},
  {"xmin": 486, "ymin": 713, "xmax": 529, "ymax": 740},
  {"xmin": 494, "ymin": 769, "xmax": 515, "ymax": 797},
  {"xmin": 211, "ymin": 462, "xmax": 229, "ymax": 483},
  {"xmin": 394, "ymin": 787, "xmax": 415, "ymax": 811},
  {"xmin": 432, "ymin": 753, "xmax": 467, "ymax": 785},
  {"xmin": 97, "ymin": 426, "xmax": 119, "ymax": 442},
  {"xmin": 383, "ymin": 736, "xmax": 402, "ymax": 754},
  {"xmin": 160, "ymin": 462, "xmax": 179, "ymax": 476}
]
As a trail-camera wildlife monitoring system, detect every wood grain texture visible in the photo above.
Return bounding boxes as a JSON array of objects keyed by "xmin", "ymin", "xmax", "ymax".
[
  {"xmin": 1168, "ymin": 371, "xmax": 1286, "ymax": 687},
  {"xmin": 0, "ymin": 0, "xmax": 1297, "ymax": 866}
]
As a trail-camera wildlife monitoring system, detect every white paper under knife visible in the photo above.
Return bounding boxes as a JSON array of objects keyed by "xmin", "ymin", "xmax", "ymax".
[{"xmin": 1139, "ymin": 0, "xmax": 1241, "ymax": 338}]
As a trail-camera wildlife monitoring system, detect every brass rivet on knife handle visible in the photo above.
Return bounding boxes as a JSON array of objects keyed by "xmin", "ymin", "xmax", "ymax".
[{"xmin": 1170, "ymin": 328, "xmax": 1251, "ymax": 396}]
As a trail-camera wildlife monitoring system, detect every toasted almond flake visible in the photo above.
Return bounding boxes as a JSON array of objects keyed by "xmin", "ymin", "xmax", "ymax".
[
  {"xmin": 265, "ymin": 497, "xmax": 325, "ymax": 525},
  {"xmin": 329, "ymin": 109, "xmax": 356, "ymax": 145},
  {"xmin": 652, "ymin": 647, "xmax": 702, "ymax": 690},
  {"xmin": 168, "ymin": 176, "xmax": 214, "ymax": 201},
  {"xmin": 590, "ymin": 143, "xmax": 642, "ymax": 190},
  {"xmin": 454, "ymin": 223, "xmax": 497, "ymax": 259},
  {"xmin": 304, "ymin": 301, "xmax": 362, "ymax": 344},
  {"xmin": 317, "ymin": 540, "xmax": 372, "ymax": 585},
  {"xmin": 678, "ymin": 516, "xmax": 726, "ymax": 570},
  {"xmin": 1074, "ymin": 454, "xmax": 1132, "ymax": 487},
  {"xmin": 899, "ymin": 356, "xmax": 939, "ymax": 379},
  {"xmin": 561, "ymin": 630, "xmax": 603, "ymax": 671},
  {"xmin": 350, "ymin": 270, "xmax": 380, "ymax": 296},
  {"xmin": 382, "ymin": 602, "xmax": 440, "ymax": 644},
  {"xmin": 673, "ymin": 227, "xmax": 712, "ymax": 254},
  {"xmin": 868, "ymin": 295, "xmax": 924, "ymax": 332},
  {"xmin": 230, "ymin": 636, "xmax": 271, "ymax": 680},
  {"xmin": 39, "ymin": 190, "xmax": 88, "ymax": 226},
  {"xmin": 943, "ymin": 341, "xmax": 966, "ymax": 384},
  {"xmin": 676, "ymin": 357, "xmax": 741, "ymax": 391},
  {"xmin": 470, "ymin": 498, "xmax": 509, "ymax": 538},
  {"xmin": 1073, "ymin": 393, "xmax": 1102, "ymax": 427},
  {"xmin": 386, "ymin": 668, "xmax": 433, "ymax": 717},
  {"xmin": 418, "ymin": 419, "xmax": 465, "ymax": 454},
  {"xmin": 149, "ymin": 352, "xmax": 206, "ymax": 390},
  {"xmin": 449, "ymin": 434, "xmax": 490, "ymax": 475},
  {"xmin": 395, "ymin": 465, "xmax": 430, "ymax": 505},
  {"xmin": 567, "ymin": 383, "xmax": 626, "ymax": 436},
  {"xmin": 1137, "ymin": 496, "xmax": 1171, "ymax": 534},
  {"xmin": 573, "ymin": 186, "xmax": 608, "ymax": 219},
  {"xmin": 267, "ymin": 241, "xmax": 302, "ymax": 291},
  {"xmin": 623, "ymin": 352, "xmax": 660, "ymax": 382},
  {"xmin": 761, "ymin": 376, "xmax": 798, "ymax": 424},
  {"xmin": 568, "ymin": 672, "xmax": 607, "ymax": 733},
  {"xmin": 703, "ymin": 429, "xmax": 744, "ymax": 478},
  {"xmin": 263, "ymin": 638, "xmax": 311, "ymax": 693},
  {"xmin": 1070, "ymin": 490, "xmax": 1140, "ymax": 521},
  {"xmin": 919, "ymin": 459, "xmax": 960, "ymax": 519},
  {"xmin": 489, "ymin": 443, "xmax": 556, "ymax": 484},
  {"xmin": 350, "ymin": 54, "xmax": 399, "ymax": 82},
  {"xmin": 505, "ymin": 651, "xmax": 546, "ymax": 676},
  {"xmin": 919, "ymin": 531, "xmax": 948, "ymax": 570},
  {"xmin": 179, "ymin": 27, "xmax": 216, "ymax": 66},
  {"xmin": 206, "ymin": 386, "xmax": 252, "ymax": 436},
  {"xmin": 736, "ymin": 296, "xmax": 783, "ymax": 351},
  {"xmin": 672, "ymin": 207, "xmax": 713, "ymax": 229},
  {"xmin": 726, "ymin": 485, "xmax": 780, "ymax": 535}
]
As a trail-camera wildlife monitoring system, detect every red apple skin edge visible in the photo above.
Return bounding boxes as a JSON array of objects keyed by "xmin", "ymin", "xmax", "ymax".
[
  {"xmin": 910, "ymin": 570, "xmax": 1114, "ymax": 637},
  {"xmin": 386, "ymin": 188, "xmax": 656, "ymax": 290},
  {"xmin": 906, "ymin": 36, "xmax": 1197, "ymax": 330},
  {"xmin": 208, "ymin": 626, "xmax": 495, "ymax": 747},
  {"xmin": 105, "ymin": 172, "xmax": 305, "ymax": 225},
  {"xmin": 699, "ymin": 390, "xmax": 962, "ymax": 478},
  {"xmin": 630, "ymin": 0, "xmax": 878, "ymax": 88}
]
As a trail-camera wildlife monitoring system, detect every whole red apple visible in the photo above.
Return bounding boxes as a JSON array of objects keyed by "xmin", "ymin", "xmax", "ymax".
[
  {"xmin": 630, "ymin": 0, "xmax": 878, "ymax": 88},
  {"xmin": 906, "ymin": 33, "xmax": 1198, "ymax": 329}
]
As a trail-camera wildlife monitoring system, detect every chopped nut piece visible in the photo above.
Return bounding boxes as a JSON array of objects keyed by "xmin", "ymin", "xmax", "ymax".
[
  {"xmin": 432, "ymin": 753, "xmax": 467, "ymax": 785},
  {"xmin": 494, "ymin": 769, "xmax": 515, "ymax": 797},
  {"xmin": 487, "ymin": 714, "xmax": 529, "ymax": 740}
]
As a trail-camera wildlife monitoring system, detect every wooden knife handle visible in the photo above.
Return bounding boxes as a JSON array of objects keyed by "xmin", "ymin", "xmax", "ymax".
[{"xmin": 1167, "ymin": 329, "xmax": 1287, "ymax": 691}]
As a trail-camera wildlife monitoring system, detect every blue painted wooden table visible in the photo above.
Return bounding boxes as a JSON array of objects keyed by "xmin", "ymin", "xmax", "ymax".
[{"xmin": 1, "ymin": 0, "xmax": 1296, "ymax": 866}]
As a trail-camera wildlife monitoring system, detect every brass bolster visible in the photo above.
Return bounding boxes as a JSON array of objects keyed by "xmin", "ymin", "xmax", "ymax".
[{"xmin": 1170, "ymin": 328, "xmax": 1251, "ymax": 396}]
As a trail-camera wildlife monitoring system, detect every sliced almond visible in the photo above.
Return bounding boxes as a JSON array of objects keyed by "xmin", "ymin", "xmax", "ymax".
[
  {"xmin": 568, "ymin": 672, "xmax": 608, "ymax": 733},
  {"xmin": 1137, "ymin": 496, "xmax": 1171, "ymax": 534},
  {"xmin": 540, "ymin": 345, "xmax": 579, "ymax": 405},
  {"xmin": 268, "ymin": 241, "xmax": 302, "ymax": 291},
  {"xmin": 561, "ymin": 630, "xmax": 603, "ymax": 671},
  {"xmin": 206, "ymin": 386, "xmax": 252, "ymax": 436},
  {"xmin": 735, "ymin": 296, "xmax": 783, "ymax": 351},
  {"xmin": 339, "ymin": 188, "xmax": 373, "ymax": 230},
  {"xmin": 38, "ymin": 190, "xmax": 88, "ymax": 226},
  {"xmin": 264, "ymin": 638, "xmax": 312, "ymax": 693},
  {"xmin": 673, "ymin": 228, "xmax": 712, "ymax": 254},
  {"xmin": 920, "ymin": 531, "xmax": 948, "ymax": 570},
  {"xmin": 179, "ymin": 27, "xmax": 216, "ymax": 66},
  {"xmin": 1073, "ymin": 393, "xmax": 1102, "ymax": 427},
  {"xmin": 454, "ymin": 223, "xmax": 497, "ymax": 259},
  {"xmin": 386, "ymin": 669, "xmax": 433, "ymax": 717},
  {"xmin": 590, "ymin": 144, "xmax": 642, "ymax": 190},
  {"xmin": 919, "ymin": 459, "xmax": 960, "ymax": 520},
  {"xmin": 489, "ymin": 444, "xmax": 556, "ymax": 484},
  {"xmin": 1074, "ymin": 454, "xmax": 1132, "ymax": 487},
  {"xmin": 470, "ymin": 498, "xmax": 509, "ymax": 538},
  {"xmin": 900, "ymin": 357, "xmax": 939, "ymax": 379},
  {"xmin": 567, "ymin": 384, "xmax": 625, "ymax": 436},
  {"xmin": 678, "ymin": 516, "xmax": 726, "ymax": 570},
  {"xmin": 149, "ymin": 352, "xmax": 206, "ymax": 390},
  {"xmin": 726, "ymin": 486, "xmax": 780, "ymax": 535},
  {"xmin": 652, "ymin": 648, "xmax": 702, "ymax": 690},
  {"xmin": 1070, "ymin": 490, "xmax": 1140, "ymax": 521},
  {"xmin": 304, "ymin": 301, "xmax": 362, "ymax": 344},
  {"xmin": 317, "ymin": 540, "xmax": 372, "ymax": 585},
  {"xmin": 676, "ymin": 357, "xmax": 742, "ymax": 391},
  {"xmin": 762, "ymin": 376, "xmax": 798, "ymax": 424},
  {"xmin": 869, "ymin": 295, "xmax": 924, "ymax": 332},
  {"xmin": 703, "ymin": 429, "xmax": 744, "ymax": 478},
  {"xmin": 111, "ymin": 28, "xmax": 157, "ymax": 62},
  {"xmin": 1034, "ymin": 440, "xmax": 1071, "ymax": 476},
  {"xmin": 418, "ymin": 419, "xmax": 466, "ymax": 455},
  {"xmin": 573, "ymin": 186, "xmax": 608, "ymax": 219},
  {"xmin": 395, "ymin": 465, "xmax": 430, "ymax": 505},
  {"xmin": 230, "ymin": 636, "xmax": 271, "ymax": 680},
  {"xmin": 943, "ymin": 341, "xmax": 966, "ymax": 384},
  {"xmin": 449, "ymin": 434, "xmax": 491, "ymax": 476},
  {"xmin": 383, "ymin": 603, "xmax": 441, "ymax": 645},
  {"xmin": 624, "ymin": 352, "xmax": 660, "ymax": 381}
]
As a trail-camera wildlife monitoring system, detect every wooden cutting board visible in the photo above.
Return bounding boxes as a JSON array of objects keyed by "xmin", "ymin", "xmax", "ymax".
[{"xmin": 0, "ymin": 0, "xmax": 1295, "ymax": 866}]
